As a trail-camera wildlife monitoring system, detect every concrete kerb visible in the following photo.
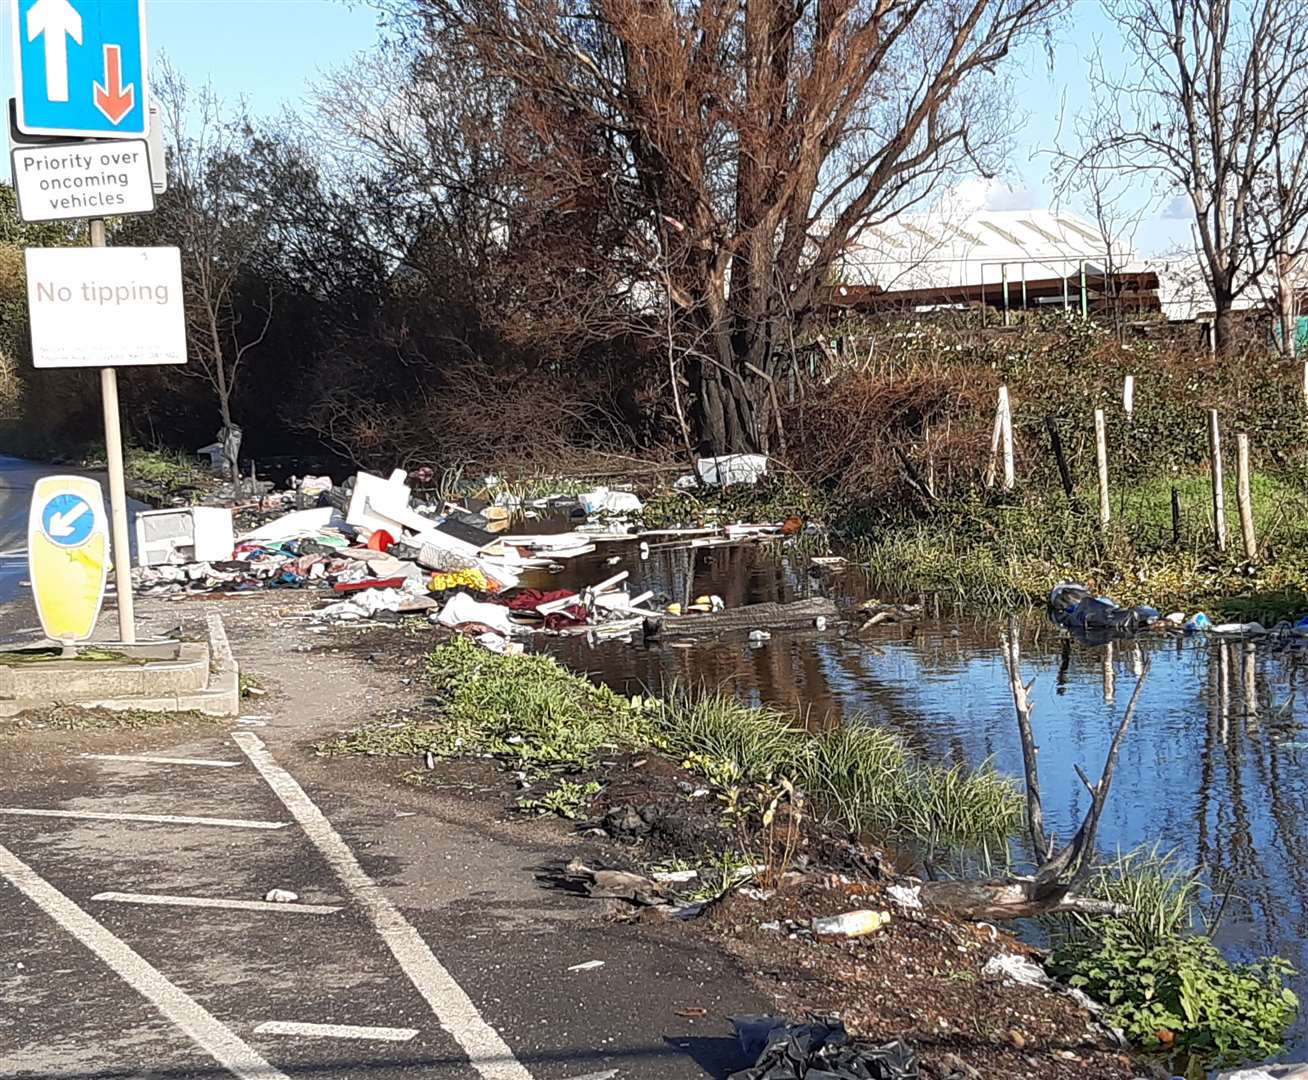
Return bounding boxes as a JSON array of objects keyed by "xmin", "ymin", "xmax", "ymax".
[{"xmin": 0, "ymin": 614, "xmax": 240, "ymax": 718}]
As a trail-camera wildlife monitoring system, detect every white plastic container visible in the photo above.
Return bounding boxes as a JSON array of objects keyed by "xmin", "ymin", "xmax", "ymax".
[{"xmin": 135, "ymin": 507, "xmax": 234, "ymax": 567}]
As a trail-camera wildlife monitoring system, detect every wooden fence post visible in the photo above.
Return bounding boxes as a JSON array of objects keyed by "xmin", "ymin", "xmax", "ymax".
[
  {"xmin": 1208, "ymin": 409, "xmax": 1227, "ymax": 552},
  {"xmin": 999, "ymin": 385, "xmax": 1014, "ymax": 492},
  {"xmin": 1171, "ymin": 486, "xmax": 1181, "ymax": 547},
  {"xmin": 1094, "ymin": 408, "xmax": 1110, "ymax": 527},
  {"xmin": 1236, "ymin": 432, "xmax": 1257, "ymax": 560},
  {"xmin": 1045, "ymin": 415, "xmax": 1076, "ymax": 503},
  {"xmin": 1123, "ymin": 375, "xmax": 1135, "ymax": 420}
]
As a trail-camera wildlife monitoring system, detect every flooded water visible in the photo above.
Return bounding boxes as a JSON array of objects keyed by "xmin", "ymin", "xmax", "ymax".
[{"xmin": 531, "ymin": 539, "xmax": 1308, "ymax": 1061}]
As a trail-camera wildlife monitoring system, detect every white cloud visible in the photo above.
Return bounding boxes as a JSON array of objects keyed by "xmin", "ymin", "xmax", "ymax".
[
  {"xmin": 949, "ymin": 176, "xmax": 1039, "ymax": 212},
  {"xmin": 1161, "ymin": 194, "xmax": 1194, "ymax": 221}
]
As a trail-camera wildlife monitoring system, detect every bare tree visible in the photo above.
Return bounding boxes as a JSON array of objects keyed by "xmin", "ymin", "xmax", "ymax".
[
  {"xmin": 1073, "ymin": 0, "xmax": 1308, "ymax": 355},
  {"xmin": 390, "ymin": 0, "xmax": 1068, "ymax": 454},
  {"xmin": 154, "ymin": 60, "xmax": 274, "ymax": 489},
  {"xmin": 1247, "ymin": 135, "xmax": 1308, "ymax": 357}
]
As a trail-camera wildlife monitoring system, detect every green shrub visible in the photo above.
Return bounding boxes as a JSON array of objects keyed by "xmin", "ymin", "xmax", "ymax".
[{"xmin": 1049, "ymin": 920, "xmax": 1297, "ymax": 1065}]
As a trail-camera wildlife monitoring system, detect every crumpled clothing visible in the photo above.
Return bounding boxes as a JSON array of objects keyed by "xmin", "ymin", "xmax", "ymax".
[
  {"xmin": 497, "ymin": 587, "xmax": 589, "ymax": 630},
  {"xmin": 317, "ymin": 578, "xmax": 428, "ymax": 621},
  {"xmin": 543, "ymin": 607, "xmax": 589, "ymax": 630},
  {"xmin": 503, "ymin": 588, "xmax": 578, "ymax": 612}
]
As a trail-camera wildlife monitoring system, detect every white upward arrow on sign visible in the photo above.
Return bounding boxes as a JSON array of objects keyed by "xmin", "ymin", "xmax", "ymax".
[{"xmin": 26, "ymin": 0, "xmax": 83, "ymax": 103}]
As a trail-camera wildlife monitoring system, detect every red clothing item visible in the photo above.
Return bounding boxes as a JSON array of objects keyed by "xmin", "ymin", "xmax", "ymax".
[{"xmin": 502, "ymin": 588, "xmax": 578, "ymax": 612}]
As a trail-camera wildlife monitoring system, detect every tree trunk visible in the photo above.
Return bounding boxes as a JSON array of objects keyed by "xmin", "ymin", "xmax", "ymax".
[
  {"xmin": 1213, "ymin": 299, "xmax": 1235, "ymax": 357},
  {"xmin": 207, "ymin": 311, "xmax": 241, "ymax": 493},
  {"xmin": 1278, "ymin": 255, "xmax": 1298, "ymax": 358},
  {"xmin": 689, "ymin": 356, "xmax": 771, "ymax": 455}
]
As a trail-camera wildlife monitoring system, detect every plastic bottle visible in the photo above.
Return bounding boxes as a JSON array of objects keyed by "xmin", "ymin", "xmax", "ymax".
[{"xmin": 811, "ymin": 909, "xmax": 891, "ymax": 937}]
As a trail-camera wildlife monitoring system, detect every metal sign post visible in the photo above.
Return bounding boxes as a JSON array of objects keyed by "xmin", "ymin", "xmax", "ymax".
[
  {"xmin": 13, "ymin": 0, "xmax": 178, "ymax": 648},
  {"xmin": 89, "ymin": 217, "xmax": 135, "ymax": 643}
]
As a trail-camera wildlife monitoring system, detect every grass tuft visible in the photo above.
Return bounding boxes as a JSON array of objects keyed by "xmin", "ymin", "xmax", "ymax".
[
  {"xmin": 656, "ymin": 686, "xmax": 800, "ymax": 781},
  {"xmin": 324, "ymin": 639, "xmax": 1024, "ymax": 849}
]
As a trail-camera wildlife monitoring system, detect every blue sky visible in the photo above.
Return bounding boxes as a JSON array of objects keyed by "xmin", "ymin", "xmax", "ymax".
[{"xmin": 3, "ymin": 0, "xmax": 1194, "ymax": 256}]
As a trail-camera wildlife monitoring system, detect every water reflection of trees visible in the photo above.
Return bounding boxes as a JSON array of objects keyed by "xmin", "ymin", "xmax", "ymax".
[
  {"xmin": 1197, "ymin": 640, "xmax": 1308, "ymax": 959},
  {"xmin": 562, "ymin": 547, "xmax": 1308, "ymax": 987}
]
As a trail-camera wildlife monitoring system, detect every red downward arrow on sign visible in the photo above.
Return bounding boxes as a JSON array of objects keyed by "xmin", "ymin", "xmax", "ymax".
[{"xmin": 94, "ymin": 44, "xmax": 135, "ymax": 124}]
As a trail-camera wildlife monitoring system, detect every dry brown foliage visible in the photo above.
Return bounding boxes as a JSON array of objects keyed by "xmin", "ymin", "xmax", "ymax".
[{"xmin": 787, "ymin": 365, "xmax": 996, "ymax": 505}]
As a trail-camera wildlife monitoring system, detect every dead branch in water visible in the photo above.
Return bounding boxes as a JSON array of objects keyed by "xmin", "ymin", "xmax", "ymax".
[{"xmin": 920, "ymin": 620, "xmax": 1151, "ymax": 922}]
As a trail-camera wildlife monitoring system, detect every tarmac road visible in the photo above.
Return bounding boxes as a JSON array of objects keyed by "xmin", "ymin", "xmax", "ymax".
[
  {"xmin": 0, "ymin": 594, "xmax": 767, "ymax": 1079},
  {"xmin": 0, "ymin": 455, "xmax": 147, "ymax": 644}
]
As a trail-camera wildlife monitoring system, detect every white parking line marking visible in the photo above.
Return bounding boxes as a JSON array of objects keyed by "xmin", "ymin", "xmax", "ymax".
[
  {"xmin": 92, "ymin": 892, "xmax": 342, "ymax": 915},
  {"xmin": 254, "ymin": 1021, "xmax": 418, "ymax": 1042},
  {"xmin": 0, "ymin": 808, "xmax": 289, "ymax": 830},
  {"xmin": 84, "ymin": 754, "xmax": 242, "ymax": 768},
  {"xmin": 0, "ymin": 841, "xmax": 291, "ymax": 1080},
  {"xmin": 234, "ymin": 733, "xmax": 534, "ymax": 1080}
]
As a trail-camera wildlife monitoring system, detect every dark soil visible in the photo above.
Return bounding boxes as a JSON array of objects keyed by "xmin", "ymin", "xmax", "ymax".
[{"xmin": 702, "ymin": 884, "xmax": 1150, "ymax": 1080}]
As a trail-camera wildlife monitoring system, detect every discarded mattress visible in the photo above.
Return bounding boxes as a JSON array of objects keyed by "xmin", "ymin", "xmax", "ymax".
[{"xmin": 654, "ymin": 597, "xmax": 838, "ymax": 637}]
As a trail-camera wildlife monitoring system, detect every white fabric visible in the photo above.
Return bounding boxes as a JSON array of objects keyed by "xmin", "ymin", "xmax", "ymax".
[
  {"xmin": 579, "ymin": 487, "xmax": 643, "ymax": 515},
  {"xmin": 696, "ymin": 454, "xmax": 768, "ymax": 486},
  {"xmin": 435, "ymin": 592, "xmax": 515, "ymax": 634}
]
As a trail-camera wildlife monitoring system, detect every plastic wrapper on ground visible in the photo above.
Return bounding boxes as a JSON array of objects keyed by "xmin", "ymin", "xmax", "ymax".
[{"xmin": 728, "ymin": 1017, "xmax": 917, "ymax": 1080}]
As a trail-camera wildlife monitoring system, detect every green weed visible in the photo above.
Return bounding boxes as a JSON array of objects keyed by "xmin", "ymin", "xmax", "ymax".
[
  {"xmin": 317, "ymin": 714, "xmax": 448, "ymax": 757},
  {"xmin": 1049, "ymin": 923, "xmax": 1297, "ymax": 1066},
  {"xmin": 657, "ymin": 688, "xmax": 800, "ymax": 781},
  {"xmin": 797, "ymin": 722, "xmax": 911, "ymax": 831},
  {"xmin": 422, "ymin": 640, "xmax": 655, "ymax": 767},
  {"xmin": 1049, "ymin": 848, "xmax": 1297, "ymax": 1066},
  {"xmin": 516, "ymin": 779, "xmax": 603, "ymax": 819},
  {"xmin": 1075, "ymin": 847, "xmax": 1203, "ymax": 945}
]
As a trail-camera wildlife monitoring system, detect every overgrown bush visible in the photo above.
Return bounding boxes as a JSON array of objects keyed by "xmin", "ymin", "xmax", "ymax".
[
  {"xmin": 1049, "ymin": 921, "xmax": 1297, "ymax": 1065},
  {"xmin": 788, "ymin": 317, "xmax": 1308, "ymax": 511},
  {"xmin": 1049, "ymin": 850, "xmax": 1299, "ymax": 1066}
]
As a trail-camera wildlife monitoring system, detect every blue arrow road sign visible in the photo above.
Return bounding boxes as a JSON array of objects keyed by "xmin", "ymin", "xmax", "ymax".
[
  {"xmin": 11, "ymin": 0, "xmax": 148, "ymax": 138},
  {"xmin": 41, "ymin": 492, "xmax": 96, "ymax": 547}
]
